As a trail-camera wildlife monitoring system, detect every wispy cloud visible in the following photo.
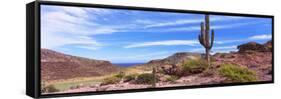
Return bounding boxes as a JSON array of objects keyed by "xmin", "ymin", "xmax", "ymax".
[
  {"xmin": 213, "ymin": 46, "xmax": 237, "ymax": 50},
  {"xmin": 215, "ymin": 33, "xmax": 272, "ymax": 45},
  {"xmin": 144, "ymin": 19, "xmax": 203, "ymax": 28},
  {"xmin": 41, "ymin": 5, "xmax": 119, "ymax": 49},
  {"xmin": 212, "ymin": 21, "xmax": 259, "ymax": 29},
  {"xmin": 123, "ymin": 37, "xmax": 258, "ymax": 50},
  {"xmin": 189, "ymin": 45, "xmax": 237, "ymax": 53},
  {"xmin": 143, "ymin": 16, "xmax": 245, "ymax": 28},
  {"xmin": 214, "ymin": 40, "xmax": 242, "ymax": 44},
  {"xmin": 161, "ymin": 21, "xmax": 261, "ymax": 32},
  {"xmin": 124, "ymin": 40, "xmax": 199, "ymax": 48},
  {"xmin": 249, "ymin": 34, "xmax": 272, "ymax": 40},
  {"xmin": 75, "ymin": 45, "xmax": 101, "ymax": 50}
]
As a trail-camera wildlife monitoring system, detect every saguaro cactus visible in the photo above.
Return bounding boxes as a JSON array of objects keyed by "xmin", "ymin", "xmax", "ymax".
[
  {"xmin": 152, "ymin": 66, "xmax": 156, "ymax": 87},
  {"xmin": 198, "ymin": 14, "xmax": 215, "ymax": 66}
]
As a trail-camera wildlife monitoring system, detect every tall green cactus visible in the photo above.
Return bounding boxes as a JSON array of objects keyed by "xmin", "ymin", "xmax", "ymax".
[
  {"xmin": 198, "ymin": 14, "xmax": 215, "ymax": 66},
  {"xmin": 152, "ymin": 66, "xmax": 156, "ymax": 87}
]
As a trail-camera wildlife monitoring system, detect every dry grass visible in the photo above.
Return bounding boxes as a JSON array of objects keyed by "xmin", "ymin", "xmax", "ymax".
[
  {"xmin": 43, "ymin": 75, "xmax": 114, "ymax": 91},
  {"xmin": 42, "ymin": 65, "xmax": 153, "ymax": 92}
]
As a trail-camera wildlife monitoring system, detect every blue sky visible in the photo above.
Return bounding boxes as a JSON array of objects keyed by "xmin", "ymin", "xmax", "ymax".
[{"xmin": 41, "ymin": 5, "xmax": 272, "ymax": 63}]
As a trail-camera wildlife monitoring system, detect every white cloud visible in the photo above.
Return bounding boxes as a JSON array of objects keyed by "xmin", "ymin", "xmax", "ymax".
[
  {"xmin": 214, "ymin": 40, "xmax": 241, "ymax": 44},
  {"xmin": 143, "ymin": 15, "xmax": 245, "ymax": 28},
  {"xmin": 41, "ymin": 5, "xmax": 117, "ymax": 49},
  {"xmin": 212, "ymin": 22, "xmax": 257, "ymax": 29},
  {"xmin": 41, "ymin": 31, "xmax": 101, "ymax": 49},
  {"xmin": 161, "ymin": 21, "xmax": 259, "ymax": 32},
  {"xmin": 213, "ymin": 46, "xmax": 237, "ymax": 50},
  {"xmin": 124, "ymin": 40, "xmax": 199, "ymax": 48},
  {"xmin": 46, "ymin": 5, "xmax": 88, "ymax": 17},
  {"xmin": 189, "ymin": 45, "xmax": 237, "ymax": 53},
  {"xmin": 144, "ymin": 19, "xmax": 203, "ymax": 28},
  {"xmin": 160, "ymin": 26, "xmax": 200, "ymax": 32},
  {"xmin": 249, "ymin": 34, "xmax": 272, "ymax": 40},
  {"xmin": 76, "ymin": 45, "xmax": 101, "ymax": 50},
  {"xmin": 135, "ymin": 19, "xmax": 155, "ymax": 24}
]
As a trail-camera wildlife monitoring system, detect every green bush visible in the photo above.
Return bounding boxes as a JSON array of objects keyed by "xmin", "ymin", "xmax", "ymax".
[
  {"xmin": 101, "ymin": 76, "xmax": 121, "ymax": 85},
  {"xmin": 114, "ymin": 71, "xmax": 125, "ymax": 78},
  {"xmin": 135, "ymin": 73, "xmax": 157, "ymax": 84},
  {"xmin": 124, "ymin": 74, "xmax": 138, "ymax": 82},
  {"xmin": 219, "ymin": 64, "xmax": 257, "ymax": 82},
  {"xmin": 166, "ymin": 75, "xmax": 179, "ymax": 83},
  {"xmin": 181, "ymin": 59, "xmax": 208, "ymax": 74},
  {"xmin": 42, "ymin": 84, "xmax": 60, "ymax": 93}
]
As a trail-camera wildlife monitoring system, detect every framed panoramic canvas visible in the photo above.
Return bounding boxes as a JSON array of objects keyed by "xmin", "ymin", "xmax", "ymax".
[{"xmin": 26, "ymin": 0, "xmax": 274, "ymax": 98}]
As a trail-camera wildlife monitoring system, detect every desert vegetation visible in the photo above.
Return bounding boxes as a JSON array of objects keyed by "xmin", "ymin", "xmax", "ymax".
[
  {"xmin": 219, "ymin": 64, "xmax": 257, "ymax": 82},
  {"xmin": 181, "ymin": 58, "xmax": 208, "ymax": 74}
]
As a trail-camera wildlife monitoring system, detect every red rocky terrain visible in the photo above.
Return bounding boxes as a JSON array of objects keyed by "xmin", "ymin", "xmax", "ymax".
[
  {"xmin": 213, "ymin": 40, "xmax": 272, "ymax": 81},
  {"xmin": 42, "ymin": 40, "xmax": 272, "ymax": 94}
]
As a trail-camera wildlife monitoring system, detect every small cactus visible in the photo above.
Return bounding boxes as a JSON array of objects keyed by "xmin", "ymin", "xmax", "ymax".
[{"xmin": 198, "ymin": 14, "xmax": 215, "ymax": 66}]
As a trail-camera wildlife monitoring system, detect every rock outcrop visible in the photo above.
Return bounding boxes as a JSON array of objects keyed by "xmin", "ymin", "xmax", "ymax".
[
  {"xmin": 136, "ymin": 52, "xmax": 202, "ymax": 76},
  {"xmin": 237, "ymin": 40, "xmax": 272, "ymax": 53},
  {"xmin": 147, "ymin": 52, "xmax": 201, "ymax": 65}
]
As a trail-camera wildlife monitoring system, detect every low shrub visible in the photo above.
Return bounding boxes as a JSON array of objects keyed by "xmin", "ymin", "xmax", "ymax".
[
  {"xmin": 166, "ymin": 75, "xmax": 179, "ymax": 83},
  {"xmin": 181, "ymin": 59, "xmax": 208, "ymax": 74},
  {"xmin": 101, "ymin": 76, "xmax": 121, "ymax": 85},
  {"xmin": 41, "ymin": 84, "xmax": 60, "ymax": 93},
  {"xmin": 124, "ymin": 73, "xmax": 138, "ymax": 82},
  {"xmin": 114, "ymin": 71, "xmax": 125, "ymax": 78},
  {"xmin": 219, "ymin": 64, "xmax": 257, "ymax": 82},
  {"xmin": 135, "ymin": 73, "xmax": 157, "ymax": 84}
]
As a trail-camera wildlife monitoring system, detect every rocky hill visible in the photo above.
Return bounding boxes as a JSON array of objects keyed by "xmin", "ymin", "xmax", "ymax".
[
  {"xmin": 41, "ymin": 49, "xmax": 121, "ymax": 81},
  {"xmin": 214, "ymin": 40, "xmax": 272, "ymax": 81},
  {"xmin": 237, "ymin": 40, "xmax": 272, "ymax": 53},
  {"xmin": 148, "ymin": 52, "xmax": 201, "ymax": 65},
  {"xmin": 131, "ymin": 52, "xmax": 202, "ymax": 75},
  {"xmin": 133, "ymin": 52, "xmax": 202, "ymax": 68}
]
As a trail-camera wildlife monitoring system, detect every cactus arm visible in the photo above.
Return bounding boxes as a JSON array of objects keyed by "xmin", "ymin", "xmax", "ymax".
[
  {"xmin": 199, "ymin": 35, "xmax": 205, "ymax": 47},
  {"xmin": 200, "ymin": 22, "xmax": 205, "ymax": 45},
  {"xmin": 209, "ymin": 29, "xmax": 215, "ymax": 49}
]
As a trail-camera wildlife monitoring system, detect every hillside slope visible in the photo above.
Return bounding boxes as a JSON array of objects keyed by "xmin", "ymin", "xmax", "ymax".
[{"xmin": 41, "ymin": 49, "xmax": 120, "ymax": 81}]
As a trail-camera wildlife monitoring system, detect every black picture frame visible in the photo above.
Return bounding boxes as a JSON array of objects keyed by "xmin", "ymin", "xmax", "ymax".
[{"xmin": 26, "ymin": 0, "xmax": 274, "ymax": 98}]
